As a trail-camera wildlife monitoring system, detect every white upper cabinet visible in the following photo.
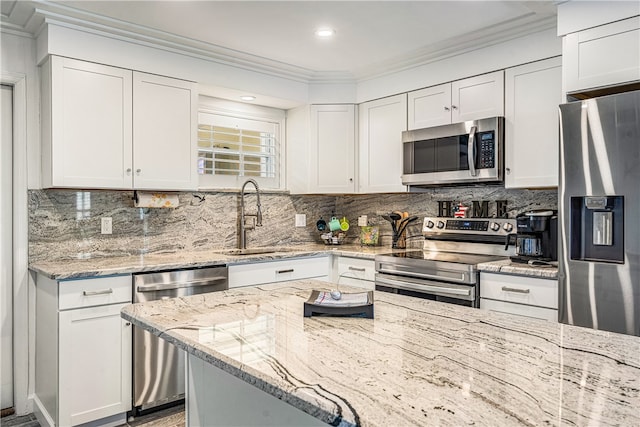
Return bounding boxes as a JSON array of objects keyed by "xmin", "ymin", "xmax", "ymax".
[
  {"xmin": 504, "ymin": 57, "xmax": 562, "ymax": 188},
  {"xmin": 563, "ymin": 16, "xmax": 640, "ymax": 93},
  {"xmin": 406, "ymin": 83, "xmax": 451, "ymax": 129},
  {"xmin": 407, "ymin": 71, "xmax": 504, "ymax": 130},
  {"xmin": 41, "ymin": 56, "xmax": 133, "ymax": 189},
  {"xmin": 309, "ymin": 104, "xmax": 356, "ymax": 193},
  {"xmin": 41, "ymin": 56, "xmax": 198, "ymax": 191},
  {"xmin": 132, "ymin": 72, "xmax": 198, "ymax": 190},
  {"xmin": 358, "ymin": 94, "xmax": 407, "ymax": 193}
]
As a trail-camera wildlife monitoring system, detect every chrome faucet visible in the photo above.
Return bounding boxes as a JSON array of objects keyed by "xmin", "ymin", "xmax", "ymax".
[{"xmin": 239, "ymin": 179, "xmax": 263, "ymax": 249}]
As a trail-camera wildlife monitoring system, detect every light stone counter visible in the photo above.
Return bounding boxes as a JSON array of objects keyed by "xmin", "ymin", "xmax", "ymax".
[
  {"xmin": 28, "ymin": 244, "xmax": 402, "ymax": 280},
  {"xmin": 478, "ymin": 259, "xmax": 559, "ymax": 279},
  {"xmin": 121, "ymin": 280, "xmax": 639, "ymax": 427}
]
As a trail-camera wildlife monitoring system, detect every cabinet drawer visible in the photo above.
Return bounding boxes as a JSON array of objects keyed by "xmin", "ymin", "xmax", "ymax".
[
  {"xmin": 229, "ymin": 257, "xmax": 329, "ymax": 288},
  {"xmin": 337, "ymin": 257, "xmax": 375, "ymax": 282},
  {"xmin": 59, "ymin": 275, "xmax": 132, "ymax": 310},
  {"xmin": 480, "ymin": 273, "xmax": 557, "ymax": 309},
  {"xmin": 481, "ymin": 298, "xmax": 558, "ymax": 322}
]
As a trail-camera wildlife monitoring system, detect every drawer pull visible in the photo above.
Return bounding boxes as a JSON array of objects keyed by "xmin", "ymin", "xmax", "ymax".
[
  {"xmin": 83, "ymin": 288, "xmax": 113, "ymax": 296},
  {"xmin": 501, "ymin": 286, "xmax": 530, "ymax": 294},
  {"xmin": 348, "ymin": 266, "xmax": 366, "ymax": 272},
  {"xmin": 276, "ymin": 269, "xmax": 294, "ymax": 274}
]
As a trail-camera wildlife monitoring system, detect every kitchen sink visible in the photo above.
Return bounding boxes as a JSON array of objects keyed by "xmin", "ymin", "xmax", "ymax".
[{"xmin": 214, "ymin": 248, "xmax": 298, "ymax": 256}]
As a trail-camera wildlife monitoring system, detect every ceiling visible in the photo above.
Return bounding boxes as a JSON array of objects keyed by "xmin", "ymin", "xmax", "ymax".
[{"xmin": 2, "ymin": 0, "xmax": 559, "ymax": 82}]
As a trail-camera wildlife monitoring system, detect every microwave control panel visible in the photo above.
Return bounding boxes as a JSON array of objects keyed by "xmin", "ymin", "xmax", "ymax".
[{"xmin": 477, "ymin": 131, "xmax": 495, "ymax": 169}]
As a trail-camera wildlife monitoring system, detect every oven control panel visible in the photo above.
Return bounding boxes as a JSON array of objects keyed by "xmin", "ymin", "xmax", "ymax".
[{"xmin": 423, "ymin": 217, "xmax": 516, "ymax": 237}]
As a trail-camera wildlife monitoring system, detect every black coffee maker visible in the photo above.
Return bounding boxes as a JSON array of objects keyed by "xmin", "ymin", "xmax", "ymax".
[{"xmin": 508, "ymin": 210, "xmax": 558, "ymax": 264}]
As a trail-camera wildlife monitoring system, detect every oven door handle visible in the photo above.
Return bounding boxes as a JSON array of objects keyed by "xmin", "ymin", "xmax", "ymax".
[
  {"xmin": 468, "ymin": 125, "xmax": 478, "ymax": 177},
  {"xmin": 376, "ymin": 266, "xmax": 471, "ymax": 284},
  {"xmin": 376, "ymin": 276, "xmax": 471, "ymax": 297}
]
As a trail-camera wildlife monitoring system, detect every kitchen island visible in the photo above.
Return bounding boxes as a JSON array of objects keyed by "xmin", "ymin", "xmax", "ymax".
[{"xmin": 121, "ymin": 280, "xmax": 638, "ymax": 426}]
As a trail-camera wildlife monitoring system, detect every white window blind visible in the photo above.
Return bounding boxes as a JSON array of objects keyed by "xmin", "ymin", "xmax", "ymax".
[{"xmin": 198, "ymin": 112, "xmax": 280, "ymax": 188}]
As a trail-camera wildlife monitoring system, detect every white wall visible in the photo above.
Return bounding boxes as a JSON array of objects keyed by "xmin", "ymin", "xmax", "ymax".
[
  {"xmin": 40, "ymin": 23, "xmax": 311, "ymax": 108},
  {"xmin": 38, "ymin": 22, "xmax": 564, "ymax": 110},
  {"xmin": 0, "ymin": 30, "xmax": 38, "ymax": 416},
  {"xmin": 356, "ymin": 28, "xmax": 562, "ymax": 103},
  {"xmin": 1, "ymin": 31, "xmax": 40, "ymax": 189},
  {"xmin": 557, "ymin": 0, "xmax": 640, "ymax": 36}
]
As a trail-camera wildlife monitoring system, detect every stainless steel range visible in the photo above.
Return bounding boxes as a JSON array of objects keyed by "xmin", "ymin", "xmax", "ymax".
[{"xmin": 375, "ymin": 217, "xmax": 516, "ymax": 307}]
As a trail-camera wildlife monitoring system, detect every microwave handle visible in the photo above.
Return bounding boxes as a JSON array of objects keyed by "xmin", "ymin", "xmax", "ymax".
[{"xmin": 467, "ymin": 125, "xmax": 477, "ymax": 176}]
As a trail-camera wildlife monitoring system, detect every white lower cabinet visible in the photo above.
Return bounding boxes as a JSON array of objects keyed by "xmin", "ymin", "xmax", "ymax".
[
  {"xmin": 333, "ymin": 256, "xmax": 375, "ymax": 290},
  {"xmin": 480, "ymin": 272, "xmax": 558, "ymax": 321},
  {"xmin": 35, "ymin": 274, "xmax": 132, "ymax": 427},
  {"xmin": 228, "ymin": 256, "xmax": 330, "ymax": 288}
]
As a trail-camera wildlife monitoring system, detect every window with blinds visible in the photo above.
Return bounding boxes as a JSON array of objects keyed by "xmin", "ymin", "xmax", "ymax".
[{"xmin": 197, "ymin": 112, "xmax": 280, "ymax": 188}]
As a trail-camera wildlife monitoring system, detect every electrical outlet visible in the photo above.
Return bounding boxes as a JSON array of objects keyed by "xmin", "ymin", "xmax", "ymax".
[
  {"xmin": 295, "ymin": 214, "xmax": 306, "ymax": 227},
  {"xmin": 101, "ymin": 217, "xmax": 113, "ymax": 235},
  {"xmin": 358, "ymin": 215, "xmax": 368, "ymax": 226}
]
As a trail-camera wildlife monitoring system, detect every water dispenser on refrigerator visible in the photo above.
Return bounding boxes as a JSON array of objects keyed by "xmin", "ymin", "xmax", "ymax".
[{"xmin": 569, "ymin": 196, "xmax": 624, "ymax": 264}]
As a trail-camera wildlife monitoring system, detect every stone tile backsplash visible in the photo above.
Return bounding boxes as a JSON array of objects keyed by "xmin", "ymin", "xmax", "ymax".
[{"xmin": 28, "ymin": 186, "xmax": 557, "ymax": 262}]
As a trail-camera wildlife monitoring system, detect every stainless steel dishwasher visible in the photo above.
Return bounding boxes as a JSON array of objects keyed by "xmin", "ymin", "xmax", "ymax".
[{"xmin": 132, "ymin": 266, "xmax": 228, "ymax": 415}]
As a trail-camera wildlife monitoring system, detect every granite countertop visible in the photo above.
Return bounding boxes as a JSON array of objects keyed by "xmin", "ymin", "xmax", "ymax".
[
  {"xmin": 121, "ymin": 280, "xmax": 639, "ymax": 427},
  {"xmin": 478, "ymin": 259, "xmax": 559, "ymax": 279},
  {"xmin": 30, "ymin": 244, "xmax": 558, "ymax": 281},
  {"xmin": 28, "ymin": 244, "xmax": 397, "ymax": 280}
]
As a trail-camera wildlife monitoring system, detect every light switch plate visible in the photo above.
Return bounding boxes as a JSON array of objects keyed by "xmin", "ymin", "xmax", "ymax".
[
  {"xmin": 358, "ymin": 215, "xmax": 368, "ymax": 226},
  {"xmin": 295, "ymin": 214, "xmax": 306, "ymax": 227},
  {"xmin": 101, "ymin": 217, "xmax": 113, "ymax": 234}
]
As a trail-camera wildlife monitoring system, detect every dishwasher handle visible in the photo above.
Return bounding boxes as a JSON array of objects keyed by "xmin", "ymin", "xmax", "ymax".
[{"xmin": 137, "ymin": 276, "xmax": 227, "ymax": 293}]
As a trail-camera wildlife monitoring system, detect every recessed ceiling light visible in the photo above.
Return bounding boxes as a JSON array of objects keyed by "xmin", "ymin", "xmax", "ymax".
[
  {"xmin": 240, "ymin": 95, "xmax": 256, "ymax": 101},
  {"xmin": 315, "ymin": 28, "xmax": 335, "ymax": 38}
]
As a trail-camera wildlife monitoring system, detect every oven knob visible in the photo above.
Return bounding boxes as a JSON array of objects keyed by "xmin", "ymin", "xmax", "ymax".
[
  {"xmin": 436, "ymin": 221, "xmax": 445, "ymax": 229},
  {"xmin": 503, "ymin": 223, "xmax": 514, "ymax": 232},
  {"xmin": 490, "ymin": 222, "xmax": 500, "ymax": 231},
  {"xmin": 425, "ymin": 220, "xmax": 435, "ymax": 229}
]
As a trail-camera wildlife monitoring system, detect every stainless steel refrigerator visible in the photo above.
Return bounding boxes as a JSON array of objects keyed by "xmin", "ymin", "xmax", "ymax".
[{"xmin": 559, "ymin": 90, "xmax": 640, "ymax": 337}]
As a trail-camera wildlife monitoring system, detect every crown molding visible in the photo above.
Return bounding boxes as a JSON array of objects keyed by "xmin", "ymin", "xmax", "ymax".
[
  {"xmin": 6, "ymin": 1, "xmax": 558, "ymax": 86},
  {"xmin": 355, "ymin": 14, "xmax": 558, "ymax": 81}
]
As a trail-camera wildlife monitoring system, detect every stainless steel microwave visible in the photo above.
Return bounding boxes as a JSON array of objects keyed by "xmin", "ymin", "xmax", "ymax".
[{"xmin": 402, "ymin": 116, "xmax": 504, "ymax": 187}]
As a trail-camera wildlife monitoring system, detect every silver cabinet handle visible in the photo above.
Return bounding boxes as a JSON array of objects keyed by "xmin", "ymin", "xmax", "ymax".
[
  {"xmin": 348, "ymin": 266, "xmax": 366, "ymax": 272},
  {"xmin": 467, "ymin": 125, "xmax": 478, "ymax": 177},
  {"xmin": 276, "ymin": 269, "xmax": 294, "ymax": 274},
  {"xmin": 376, "ymin": 276, "xmax": 471, "ymax": 296},
  {"xmin": 126, "ymin": 168, "xmax": 132, "ymax": 175},
  {"xmin": 451, "ymin": 105, "xmax": 458, "ymax": 110},
  {"xmin": 444, "ymin": 106, "xmax": 450, "ymax": 111},
  {"xmin": 136, "ymin": 168, "xmax": 142, "ymax": 175},
  {"xmin": 83, "ymin": 288, "xmax": 113, "ymax": 296},
  {"xmin": 137, "ymin": 276, "xmax": 226, "ymax": 293},
  {"xmin": 501, "ymin": 286, "xmax": 530, "ymax": 294}
]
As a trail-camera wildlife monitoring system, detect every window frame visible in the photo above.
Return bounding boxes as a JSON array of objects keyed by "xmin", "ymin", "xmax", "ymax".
[{"xmin": 197, "ymin": 96, "xmax": 286, "ymax": 190}]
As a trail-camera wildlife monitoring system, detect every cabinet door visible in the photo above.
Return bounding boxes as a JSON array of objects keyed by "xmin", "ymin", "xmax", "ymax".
[
  {"xmin": 133, "ymin": 72, "xmax": 198, "ymax": 190},
  {"xmin": 309, "ymin": 105, "xmax": 356, "ymax": 193},
  {"xmin": 358, "ymin": 94, "xmax": 407, "ymax": 193},
  {"xmin": 505, "ymin": 57, "xmax": 562, "ymax": 188},
  {"xmin": 228, "ymin": 257, "xmax": 329, "ymax": 288},
  {"xmin": 58, "ymin": 303, "xmax": 131, "ymax": 426},
  {"xmin": 480, "ymin": 272, "xmax": 558, "ymax": 309},
  {"xmin": 407, "ymin": 83, "xmax": 451, "ymax": 129},
  {"xmin": 480, "ymin": 298, "xmax": 558, "ymax": 321},
  {"xmin": 335, "ymin": 257, "xmax": 375, "ymax": 290},
  {"xmin": 451, "ymin": 71, "xmax": 504, "ymax": 122},
  {"xmin": 564, "ymin": 17, "xmax": 640, "ymax": 93},
  {"xmin": 46, "ymin": 56, "xmax": 133, "ymax": 189}
]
